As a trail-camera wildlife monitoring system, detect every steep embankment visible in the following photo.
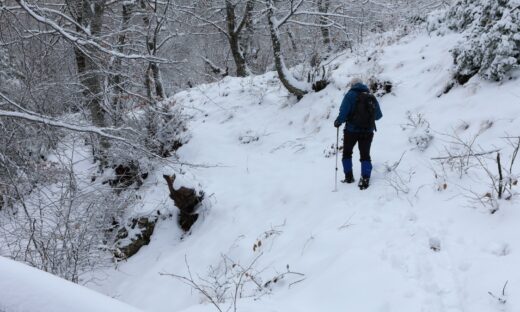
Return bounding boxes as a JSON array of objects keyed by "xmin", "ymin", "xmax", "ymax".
[{"xmin": 92, "ymin": 29, "xmax": 520, "ymax": 312}]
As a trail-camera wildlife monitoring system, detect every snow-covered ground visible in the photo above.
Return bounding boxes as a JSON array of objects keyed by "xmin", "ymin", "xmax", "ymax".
[
  {"xmin": 86, "ymin": 29, "xmax": 519, "ymax": 312},
  {"xmin": 0, "ymin": 256, "xmax": 143, "ymax": 312}
]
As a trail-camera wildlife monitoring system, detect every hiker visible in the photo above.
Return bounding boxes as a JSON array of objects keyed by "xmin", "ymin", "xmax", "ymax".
[{"xmin": 334, "ymin": 78, "xmax": 383, "ymax": 190}]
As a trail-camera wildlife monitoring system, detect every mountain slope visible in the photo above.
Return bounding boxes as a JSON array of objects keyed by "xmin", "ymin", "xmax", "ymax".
[{"xmin": 92, "ymin": 29, "xmax": 520, "ymax": 312}]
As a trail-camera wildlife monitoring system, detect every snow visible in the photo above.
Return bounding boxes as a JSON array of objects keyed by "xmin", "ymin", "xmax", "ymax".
[
  {"xmin": 0, "ymin": 256, "xmax": 143, "ymax": 312},
  {"xmin": 81, "ymin": 28, "xmax": 520, "ymax": 312},
  {"xmin": 5, "ymin": 26, "xmax": 520, "ymax": 312}
]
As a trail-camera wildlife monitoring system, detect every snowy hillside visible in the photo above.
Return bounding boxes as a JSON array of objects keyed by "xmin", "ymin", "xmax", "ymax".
[
  {"xmin": 0, "ymin": 256, "xmax": 143, "ymax": 312},
  {"xmin": 87, "ymin": 28, "xmax": 520, "ymax": 312}
]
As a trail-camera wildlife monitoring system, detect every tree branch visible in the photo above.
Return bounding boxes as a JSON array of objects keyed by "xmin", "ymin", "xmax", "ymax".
[{"xmin": 15, "ymin": 0, "xmax": 170, "ymax": 63}]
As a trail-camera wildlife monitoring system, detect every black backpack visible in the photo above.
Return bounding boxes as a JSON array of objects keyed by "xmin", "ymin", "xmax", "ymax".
[{"xmin": 347, "ymin": 92, "xmax": 377, "ymax": 131}]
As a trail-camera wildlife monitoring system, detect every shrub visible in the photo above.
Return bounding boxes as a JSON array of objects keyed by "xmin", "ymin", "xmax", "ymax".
[
  {"xmin": 402, "ymin": 111, "xmax": 434, "ymax": 152},
  {"xmin": 141, "ymin": 100, "xmax": 191, "ymax": 158},
  {"xmin": 434, "ymin": 0, "xmax": 520, "ymax": 82}
]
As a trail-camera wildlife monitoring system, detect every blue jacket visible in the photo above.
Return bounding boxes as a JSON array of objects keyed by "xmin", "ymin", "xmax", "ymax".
[{"xmin": 335, "ymin": 83, "xmax": 383, "ymax": 132}]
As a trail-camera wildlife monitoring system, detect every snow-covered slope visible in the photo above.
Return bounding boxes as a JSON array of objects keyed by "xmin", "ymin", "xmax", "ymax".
[
  {"xmin": 91, "ymin": 29, "xmax": 520, "ymax": 312},
  {"xmin": 0, "ymin": 256, "xmax": 143, "ymax": 312}
]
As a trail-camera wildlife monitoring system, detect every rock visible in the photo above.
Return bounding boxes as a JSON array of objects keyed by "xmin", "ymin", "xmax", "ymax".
[
  {"xmin": 312, "ymin": 80, "xmax": 329, "ymax": 92},
  {"xmin": 368, "ymin": 77, "xmax": 393, "ymax": 96},
  {"xmin": 114, "ymin": 217, "xmax": 157, "ymax": 260},
  {"xmin": 429, "ymin": 237, "xmax": 441, "ymax": 252}
]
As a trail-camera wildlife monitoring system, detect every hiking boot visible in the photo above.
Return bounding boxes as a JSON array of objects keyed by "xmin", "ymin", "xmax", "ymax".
[
  {"xmin": 358, "ymin": 177, "xmax": 370, "ymax": 190},
  {"xmin": 342, "ymin": 171, "xmax": 355, "ymax": 184}
]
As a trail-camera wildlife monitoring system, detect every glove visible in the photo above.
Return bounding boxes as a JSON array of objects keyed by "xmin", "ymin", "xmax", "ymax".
[{"xmin": 334, "ymin": 120, "xmax": 341, "ymax": 128}]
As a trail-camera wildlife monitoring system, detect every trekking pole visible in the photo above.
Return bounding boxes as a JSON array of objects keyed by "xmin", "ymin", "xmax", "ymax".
[{"xmin": 333, "ymin": 127, "xmax": 339, "ymax": 192}]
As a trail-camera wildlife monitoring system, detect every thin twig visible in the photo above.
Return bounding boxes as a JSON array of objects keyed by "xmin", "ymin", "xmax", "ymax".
[{"xmin": 431, "ymin": 149, "xmax": 500, "ymax": 160}]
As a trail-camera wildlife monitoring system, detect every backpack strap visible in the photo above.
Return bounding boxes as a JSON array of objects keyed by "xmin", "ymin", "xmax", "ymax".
[{"xmin": 367, "ymin": 93, "xmax": 377, "ymax": 132}]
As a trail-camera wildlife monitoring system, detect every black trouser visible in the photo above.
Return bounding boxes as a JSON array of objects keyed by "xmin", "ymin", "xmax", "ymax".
[{"xmin": 342, "ymin": 130, "xmax": 374, "ymax": 177}]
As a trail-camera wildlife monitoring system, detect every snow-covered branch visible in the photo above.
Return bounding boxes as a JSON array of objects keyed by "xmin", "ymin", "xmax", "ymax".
[
  {"xmin": 14, "ymin": 0, "xmax": 170, "ymax": 63},
  {"xmin": 0, "ymin": 101, "xmax": 166, "ymax": 162},
  {"xmin": 174, "ymin": 6, "xmax": 230, "ymax": 38},
  {"xmin": 0, "ymin": 109, "xmax": 133, "ymax": 143}
]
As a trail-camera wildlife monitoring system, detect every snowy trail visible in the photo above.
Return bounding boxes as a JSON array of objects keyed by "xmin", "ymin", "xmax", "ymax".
[
  {"xmin": 174, "ymin": 83, "xmax": 468, "ymax": 312},
  {"xmin": 92, "ymin": 30, "xmax": 520, "ymax": 312}
]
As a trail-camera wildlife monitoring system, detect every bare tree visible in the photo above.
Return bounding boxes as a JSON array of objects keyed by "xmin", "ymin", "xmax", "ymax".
[
  {"xmin": 67, "ymin": 0, "xmax": 110, "ymax": 164},
  {"xmin": 224, "ymin": 0, "xmax": 255, "ymax": 77},
  {"xmin": 317, "ymin": 0, "xmax": 331, "ymax": 50},
  {"xmin": 175, "ymin": 0, "xmax": 255, "ymax": 77},
  {"xmin": 265, "ymin": 0, "xmax": 308, "ymax": 99},
  {"xmin": 0, "ymin": 137, "xmax": 135, "ymax": 282},
  {"xmin": 141, "ymin": 0, "xmax": 170, "ymax": 100},
  {"xmin": 110, "ymin": 2, "xmax": 135, "ymax": 125}
]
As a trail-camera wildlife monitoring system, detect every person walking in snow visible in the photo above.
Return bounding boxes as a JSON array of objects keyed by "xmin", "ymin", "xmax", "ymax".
[{"xmin": 334, "ymin": 78, "xmax": 382, "ymax": 190}]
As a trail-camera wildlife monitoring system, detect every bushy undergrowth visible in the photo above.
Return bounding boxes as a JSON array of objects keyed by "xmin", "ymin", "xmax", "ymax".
[{"xmin": 428, "ymin": 0, "xmax": 520, "ymax": 82}]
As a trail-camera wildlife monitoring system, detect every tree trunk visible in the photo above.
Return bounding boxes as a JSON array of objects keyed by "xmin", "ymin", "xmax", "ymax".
[
  {"xmin": 144, "ymin": 64, "xmax": 154, "ymax": 100},
  {"xmin": 317, "ymin": 0, "xmax": 331, "ymax": 51},
  {"xmin": 86, "ymin": 1, "xmax": 110, "ymax": 164},
  {"xmin": 111, "ymin": 3, "xmax": 133, "ymax": 125},
  {"xmin": 141, "ymin": 0, "xmax": 165, "ymax": 101},
  {"xmin": 69, "ymin": 0, "xmax": 110, "ymax": 165},
  {"xmin": 225, "ymin": 0, "xmax": 252, "ymax": 77},
  {"xmin": 241, "ymin": 1, "xmax": 256, "ymax": 69},
  {"xmin": 228, "ymin": 33, "xmax": 249, "ymax": 77},
  {"xmin": 266, "ymin": 4, "xmax": 307, "ymax": 100},
  {"xmin": 359, "ymin": 7, "xmax": 365, "ymax": 44},
  {"xmin": 151, "ymin": 62, "xmax": 165, "ymax": 99},
  {"xmin": 286, "ymin": 27, "xmax": 298, "ymax": 52}
]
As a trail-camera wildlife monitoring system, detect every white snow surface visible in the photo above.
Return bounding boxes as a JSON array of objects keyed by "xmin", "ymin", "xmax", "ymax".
[
  {"xmin": 87, "ymin": 30, "xmax": 519, "ymax": 312},
  {"xmin": 0, "ymin": 256, "xmax": 143, "ymax": 312}
]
